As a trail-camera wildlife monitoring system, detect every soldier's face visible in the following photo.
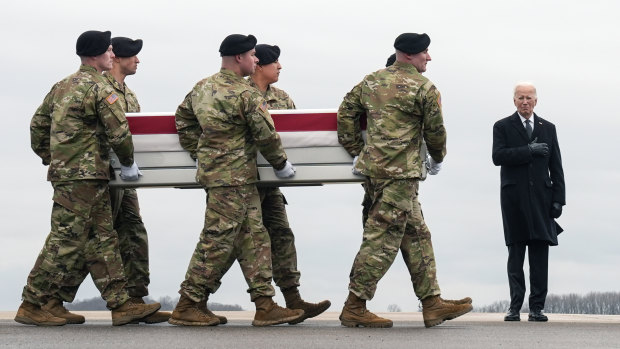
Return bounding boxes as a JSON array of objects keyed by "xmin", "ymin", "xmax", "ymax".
[
  {"xmin": 410, "ymin": 49, "xmax": 431, "ymax": 73},
  {"xmin": 259, "ymin": 60, "xmax": 281, "ymax": 84},
  {"xmin": 239, "ymin": 49, "xmax": 258, "ymax": 77},
  {"xmin": 94, "ymin": 45, "xmax": 115, "ymax": 72},
  {"xmin": 513, "ymin": 86, "xmax": 537, "ymax": 118},
  {"xmin": 117, "ymin": 55, "xmax": 140, "ymax": 76}
]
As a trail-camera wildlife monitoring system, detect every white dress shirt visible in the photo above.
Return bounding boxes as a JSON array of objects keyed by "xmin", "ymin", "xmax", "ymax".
[{"xmin": 518, "ymin": 113, "xmax": 535, "ymax": 132}]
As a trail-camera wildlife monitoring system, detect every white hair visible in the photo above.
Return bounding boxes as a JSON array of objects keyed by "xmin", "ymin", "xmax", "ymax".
[{"xmin": 513, "ymin": 81, "xmax": 537, "ymax": 98}]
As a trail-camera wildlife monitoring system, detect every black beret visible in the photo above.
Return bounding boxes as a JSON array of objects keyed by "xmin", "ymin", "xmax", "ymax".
[
  {"xmin": 111, "ymin": 37, "xmax": 143, "ymax": 57},
  {"xmin": 76, "ymin": 30, "xmax": 111, "ymax": 57},
  {"xmin": 219, "ymin": 34, "xmax": 257, "ymax": 56},
  {"xmin": 386, "ymin": 53, "xmax": 396, "ymax": 67},
  {"xmin": 394, "ymin": 33, "xmax": 431, "ymax": 54},
  {"xmin": 255, "ymin": 44, "xmax": 280, "ymax": 65}
]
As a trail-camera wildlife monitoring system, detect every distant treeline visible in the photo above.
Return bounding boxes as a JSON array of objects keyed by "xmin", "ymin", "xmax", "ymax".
[
  {"xmin": 475, "ymin": 291, "xmax": 620, "ymax": 314},
  {"xmin": 65, "ymin": 295, "xmax": 243, "ymax": 311}
]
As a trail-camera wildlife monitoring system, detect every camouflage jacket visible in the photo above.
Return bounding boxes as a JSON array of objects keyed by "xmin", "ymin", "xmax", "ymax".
[
  {"xmin": 248, "ymin": 79, "xmax": 296, "ymax": 110},
  {"xmin": 30, "ymin": 64, "xmax": 134, "ymax": 182},
  {"xmin": 337, "ymin": 61, "xmax": 446, "ymax": 179},
  {"xmin": 103, "ymin": 72, "xmax": 141, "ymax": 113},
  {"xmin": 175, "ymin": 68, "xmax": 288, "ymax": 188}
]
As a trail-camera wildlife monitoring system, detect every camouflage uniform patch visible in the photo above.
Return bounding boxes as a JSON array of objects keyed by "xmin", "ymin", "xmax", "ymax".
[{"xmin": 106, "ymin": 93, "xmax": 119, "ymax": 104}]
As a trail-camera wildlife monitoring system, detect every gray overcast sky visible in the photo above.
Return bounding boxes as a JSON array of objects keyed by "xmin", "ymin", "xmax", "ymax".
[{"xmin": 1, "ymin": 0, "xmax": 619, "ymax": 312}]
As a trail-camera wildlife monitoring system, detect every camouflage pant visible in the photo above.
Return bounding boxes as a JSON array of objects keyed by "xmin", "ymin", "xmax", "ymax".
[
  {"xmin": 21, "ymin": 181, "xmax": 129, "ymax": 309},
  {"xmin": 56, "ymin": 187, "xmax": 151, "ymax": 302},
  {"xmin": 180, "ymin": 185, "xmax": 275, "ymax": 302},
  {"xmin": 111, "ymin": 188, "xmax": 150, "ymax": 298},
  {"xmin": 259, "ymin": 187, "xmax": 300, "ymax": 290},
  {"xmin": 348, "ymin": 177, "xmax": 440, "ymax": 301},
  {"xmin": 361, "ymin": 182, "xmax": 371, "ymax": 227}
]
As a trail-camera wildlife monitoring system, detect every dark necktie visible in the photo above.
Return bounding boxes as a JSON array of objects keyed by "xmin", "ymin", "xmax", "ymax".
[{"xmin": 525, "ymin": 119, "xmax": 533, "ymax": 139}]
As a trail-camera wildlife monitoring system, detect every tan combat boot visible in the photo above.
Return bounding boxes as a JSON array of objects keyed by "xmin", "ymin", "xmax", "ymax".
[
  {"xmin": 421, "ymin": 295, "xmax": 472, "ymax": 328},
  {"xmin": 339, "ymin": 292, "xmax": 393, "ymax": 328},
  {"xmin": 283, "ymin": 287, "xmax": 331, "ymax": 324},
  {"xmin": 203, "ymin": 295, "xmax": 228, "ymax": 325},
  {"xmin": 252, "ymin": 296, "xmax": 304, "ymax": 326},
  {"xmin": 14, "ymin": 301, "xmax": 66, "ymax": 326},
  {"xmin": 168, "ymin": 294, "xmax": 220, "ymax": 326},
  {"xmin": 111, "ymin": 298, "xmax": 161, "ymax": 326},
  {"xmin": 42, "ymin": 298, "xmax": 85, "ymax": 324},
  {"xmin": 440, "ymin": 296, "xmax": 473, "ymax": 305},
  {"xmin": 128, "ymin": 297, "xmax": 171, "ymax": 324}
]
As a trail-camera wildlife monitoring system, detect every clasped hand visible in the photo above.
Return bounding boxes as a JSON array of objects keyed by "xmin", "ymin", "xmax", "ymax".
[{"xmin": 529, "ymin": 137, "xmax": 550, "ymax": 157}]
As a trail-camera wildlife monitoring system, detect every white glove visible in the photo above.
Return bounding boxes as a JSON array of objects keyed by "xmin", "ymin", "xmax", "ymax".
[
  {"xmin": 427, "ymin": 155, "xmax": 442, "ymax": 175},
  {"xmin": 352, "ymin": 156, "xmax": 363, "ymax": 175},
  {"xmin": 274, "ymin": 160, "xmax": 296, "ymax": 178},
  {"xmin": 120, "ymin": 161, "xmax": 143, "ymax": 181}
]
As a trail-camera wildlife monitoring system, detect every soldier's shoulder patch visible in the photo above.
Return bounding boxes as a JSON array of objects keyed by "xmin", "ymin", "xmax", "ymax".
[
  {"xmin": 259, "ymin": 101, "xmax": 268, "ymax": 113},
  {"xmin": 106, "ymin": 93, "xmax": 119, "ymax": 105},
  {"xmin": 437, "ymin": 93, "xmax": 442, "ymax": 108}
]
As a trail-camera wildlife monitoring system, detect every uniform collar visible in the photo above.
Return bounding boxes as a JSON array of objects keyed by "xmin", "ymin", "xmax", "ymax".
[
  {"xmin": 79, "ymin": 64, "xmax": 99, "ymax": 74},
  {"xmin": 219, "ymin": 68, "xmax": 247, "ymax": 83},
  {"xmin": 103, "ymin": 71, "xmax": 125, "ymax": 93},
  {"xmin": 247, "ymin": 78, "xmax": 272, "ymax": 96},
  {"xmin": 391, "ymin": 61, "xmax": 420, "ymax": 74}
]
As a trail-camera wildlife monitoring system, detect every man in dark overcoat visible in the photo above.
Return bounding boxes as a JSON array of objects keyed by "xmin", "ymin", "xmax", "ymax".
[{"xmin": 492, "ymin": 82, "xmax": 565, "ymax": 322}]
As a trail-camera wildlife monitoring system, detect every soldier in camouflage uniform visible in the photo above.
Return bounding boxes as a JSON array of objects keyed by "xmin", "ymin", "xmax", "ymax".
[
  {"xmin": 106, "ymin": 36, "xmax": 171, "ymax": 323},
  {"xmin": 55, "ymin": 37, "xmax": 171, "ymax": 324},
  {"xmin": 17, "ymin": 30, "xmax": 160, "ymax": 326},
  {"xmin": 337, "ymin": 33, "xmax": 472, "ymax": 328},
  {"xmin": 170, "ymin": 34, "xmax": 304, "ymax": 327},
  {"xmin": 248, "ymin": 44, "xmax": 331, "ymax": 323},
  {"xmin": 104, "ymin": 39, "xmax": 150, "ymax": 308}
]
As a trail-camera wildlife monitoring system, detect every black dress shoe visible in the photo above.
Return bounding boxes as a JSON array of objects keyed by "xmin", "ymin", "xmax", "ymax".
[
  {"xmin": 528, "ymin": 310, "xmax": 548, "ymax": 322},
  {"xmin": 504, "ymin": 309, "xmax": 520, "ymax": 321}
]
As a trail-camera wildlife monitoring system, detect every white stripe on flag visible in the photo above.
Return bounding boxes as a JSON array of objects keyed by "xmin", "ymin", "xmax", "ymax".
[{"xmin": 132, "ymin": 131, "xmax": 352, "ymax": 152}]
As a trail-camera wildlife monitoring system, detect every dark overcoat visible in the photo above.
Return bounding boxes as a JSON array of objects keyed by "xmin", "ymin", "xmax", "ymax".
[{"xmin": 492, "ymin": 112, "xmax": 565, "ymax": 246}]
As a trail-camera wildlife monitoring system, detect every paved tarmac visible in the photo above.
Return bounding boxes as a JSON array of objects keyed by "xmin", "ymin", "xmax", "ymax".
[{"xmin": 1, "ymin": 311, "xmax": 619, "ymax": 348}]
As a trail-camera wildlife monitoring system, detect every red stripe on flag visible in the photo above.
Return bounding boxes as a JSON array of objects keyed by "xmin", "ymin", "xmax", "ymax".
[
  {"xmin": 127, "ymin": 115, "xmax": 177, "ymax": 134},
  {"xmin": 126, "ymin": 112, "xmax": 366, "ymax": 134},
  {"xmin": 271, "ymin": 113, "xmax": 337, "ymax": 131}
]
